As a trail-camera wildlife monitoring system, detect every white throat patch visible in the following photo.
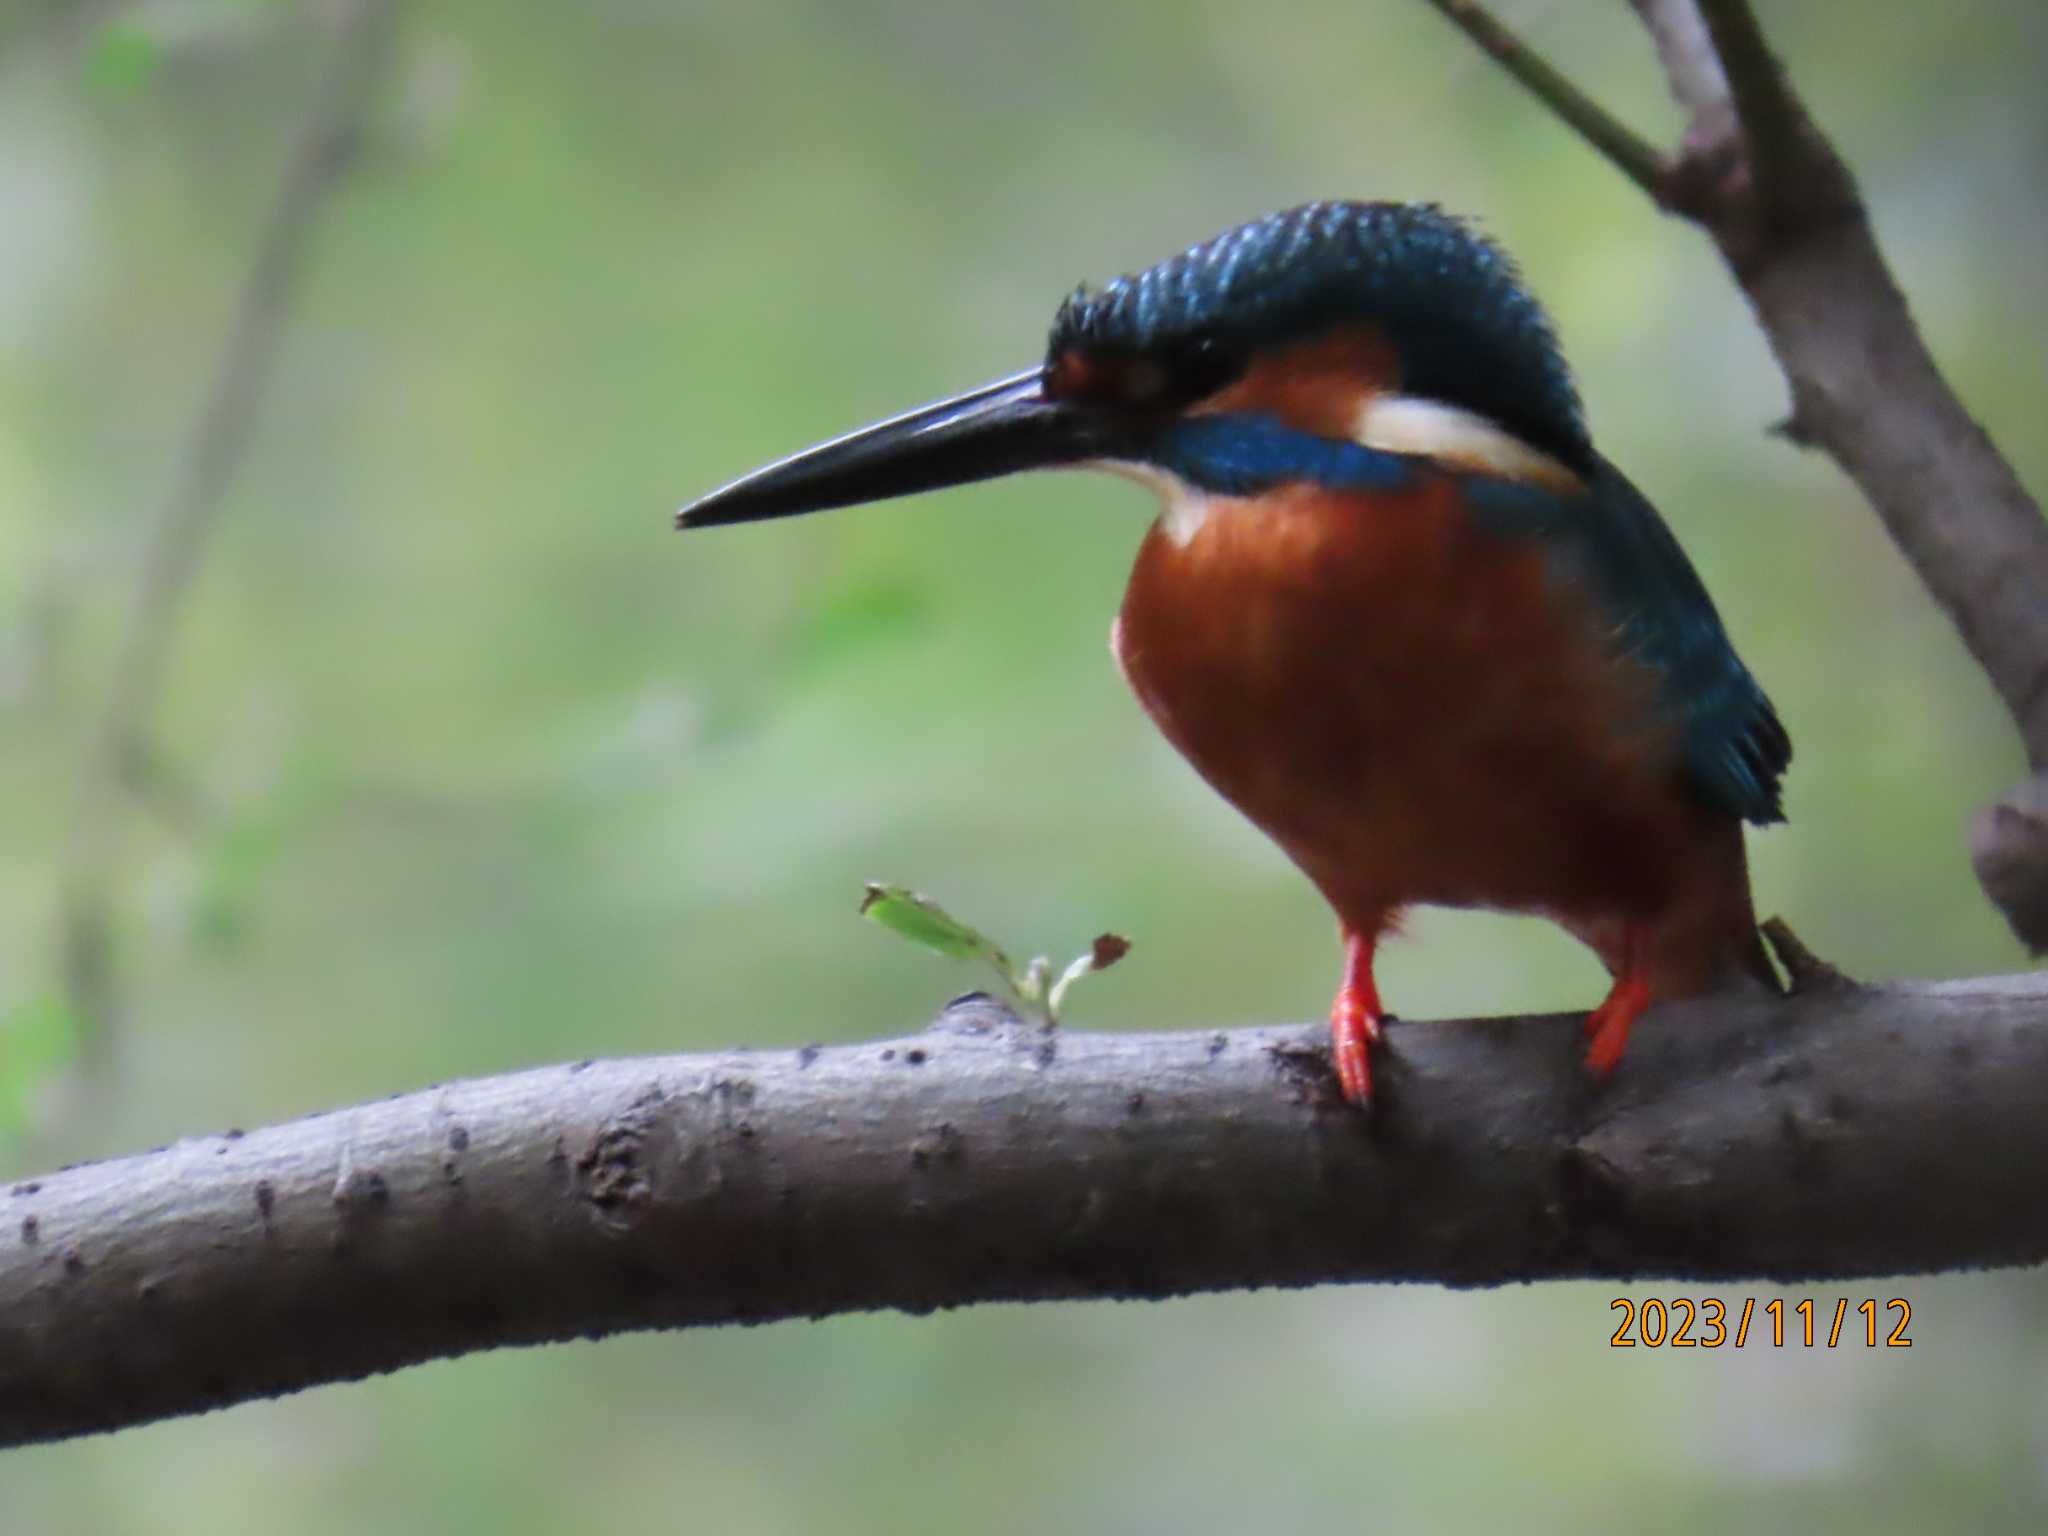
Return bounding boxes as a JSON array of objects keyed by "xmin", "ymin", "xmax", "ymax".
[{"xmin": 1098, "ymin": 460, "xmax": 1216, "ymax": 549}]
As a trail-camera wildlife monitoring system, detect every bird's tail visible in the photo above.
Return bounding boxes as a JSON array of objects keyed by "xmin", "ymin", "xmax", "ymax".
[
  {"xmin": 1565, "ymin": 818, "xmax": 1779, "ymax": 998},
  {"xmin": 1644, "ymin": 818, "xmax": 1780, "ymax": 999}
]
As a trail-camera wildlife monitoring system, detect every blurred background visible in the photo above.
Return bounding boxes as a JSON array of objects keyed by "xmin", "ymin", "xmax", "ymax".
[{"xmin": 3, "ymin": 0, "xmax": 2045, "ymax": 1528}]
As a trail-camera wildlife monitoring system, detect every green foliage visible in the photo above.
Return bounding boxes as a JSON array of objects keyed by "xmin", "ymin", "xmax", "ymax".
[
  {"xmin": 858, "ymin": 881, "xmax": 1009, "ymax": 965},
  {"xmin": 860, "ymin": 882, "xmax": 1127, "ymax": 1022}
]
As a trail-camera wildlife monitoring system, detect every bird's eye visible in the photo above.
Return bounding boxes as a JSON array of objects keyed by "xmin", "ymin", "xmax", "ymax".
[
  {"xmin": 1047, "ymin": 341, "xmax": 1244, "ymax": 412},
  {"xmin": 1167, "ymin": 336, "xmax": 1242, "ymax": 403}
]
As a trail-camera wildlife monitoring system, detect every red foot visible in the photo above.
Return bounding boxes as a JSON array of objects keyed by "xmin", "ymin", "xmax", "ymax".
[
  {"xmin": 1330, "ymin": 929, "xmax": 1384, "ymax": 1105},
  {"xmin": 1584, "ymin": 972, "xmax": 1650, "ymax": 1077}
]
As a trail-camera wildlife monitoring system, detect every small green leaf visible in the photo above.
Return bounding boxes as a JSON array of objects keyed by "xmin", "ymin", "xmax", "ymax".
[
  {"xmin": 860, "ymin": 883, "xmax": 1011, "ymax": 971},
  {"xmin": 859, "ymin": 885, "xmax": 1131, "ymax": 1025}
]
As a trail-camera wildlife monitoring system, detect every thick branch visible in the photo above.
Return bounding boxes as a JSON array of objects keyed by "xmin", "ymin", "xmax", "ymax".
[{"xmin": 6, "ymin": 976, "xmax": 2047, "ymax": 1447}]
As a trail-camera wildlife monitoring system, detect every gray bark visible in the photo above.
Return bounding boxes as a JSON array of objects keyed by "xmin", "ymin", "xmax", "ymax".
[{"xmin": 5, "ymin": 975, "xmax": 2046, "ymax": 1448}]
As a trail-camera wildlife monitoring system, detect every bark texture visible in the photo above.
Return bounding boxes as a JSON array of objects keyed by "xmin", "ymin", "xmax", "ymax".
[{"xmin": 6, "ymin": 976, "xmax": 2047, "ymax": 1448}]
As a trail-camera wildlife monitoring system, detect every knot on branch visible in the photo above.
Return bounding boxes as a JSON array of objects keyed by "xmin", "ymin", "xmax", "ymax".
[
  {"xmin": 1972, "ymin": 775, "xmax": 2048, "ymax": 954},
  {"xmin": 1660, "ymin": 105, "xmax": 1863, "ymax": 275},
  {"xmin": 576, "ymin": 1085, "xmax": 668, "ymax": 1221}
]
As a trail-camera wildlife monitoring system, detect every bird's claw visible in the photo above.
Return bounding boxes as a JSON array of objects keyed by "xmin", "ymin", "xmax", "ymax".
[
  {"xmin": 1330, "ymin": 998, "xmax": 1382, "ymax": 1106},
  {"xmin": 1583, "ymin": 974, "xmax": 1649, "ymax": 1077}
]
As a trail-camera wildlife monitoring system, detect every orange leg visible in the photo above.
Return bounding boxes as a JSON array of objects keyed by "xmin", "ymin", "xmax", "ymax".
[
  {"xmin": 1583, "ymin": 923, "xmax": 1651, "ymax": 1077},
  {"xmin": 1330, "ymin": 927, "xmax": 1384, "ymax": 1105}
]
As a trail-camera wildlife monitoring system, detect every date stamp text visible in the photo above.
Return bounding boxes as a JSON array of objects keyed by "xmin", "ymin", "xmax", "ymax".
[{"xmin": 1609, "ymin": 1297, "xmax": 1913, "ymax": 1348}]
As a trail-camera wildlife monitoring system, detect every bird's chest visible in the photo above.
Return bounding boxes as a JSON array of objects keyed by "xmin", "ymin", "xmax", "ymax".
[{"xmin": 1112, "ymin": 480, "xmax": 1672, "ymax": 913}]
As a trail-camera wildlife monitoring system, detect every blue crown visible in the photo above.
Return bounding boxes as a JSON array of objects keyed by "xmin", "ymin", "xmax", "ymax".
[{"xmin": 1048, "ymin": 201, "xmax": 1592, "ymax": 471}]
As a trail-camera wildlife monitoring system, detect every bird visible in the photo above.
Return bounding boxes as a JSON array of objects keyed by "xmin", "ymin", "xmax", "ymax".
[{"xmin": 676, "ymin": 200, "xmax": 1789, "ymax": 1106}]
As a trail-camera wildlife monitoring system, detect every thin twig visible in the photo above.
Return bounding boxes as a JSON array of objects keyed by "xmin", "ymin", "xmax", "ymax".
[
  {"xmin": 1691, "ymin": 0, "xmax": 1811, "ymax": 211},
  {"xmin": 1420, "ymin": 0, "xmax": 1667, "ymax": 197},
  {"xmin": 1760, "ymin": 915, "xmax": 1852, "ymax": 994},
  {"xmin": 1625, "ymin": 0, "xmax": 1727, "ymax": 119},
  {"xmin": 56, "ymin": 0, "xmax": 400, "ymax": 1061}
]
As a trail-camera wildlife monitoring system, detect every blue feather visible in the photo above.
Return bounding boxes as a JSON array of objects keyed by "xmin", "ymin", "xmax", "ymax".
[
  {"xmin": 1153, "ymin": 413, "xmax": 1414, "ymax": 497},
  {"xmin": 1462, "ymin": 465, "xmax": 1790, "ymax": 825},
  {"xmin": 1050, "ymin": 201, "xmax": 1592, "ymax": 474},
  {"xmin": 1057, "ymin": 201, "xmax": 1787, "ymax": 822}
]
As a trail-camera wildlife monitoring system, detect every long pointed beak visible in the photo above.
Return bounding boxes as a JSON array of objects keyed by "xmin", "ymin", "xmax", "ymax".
[{"xmin": 676, "ymin": 367, "xmax": 1127, "ymax": 530}]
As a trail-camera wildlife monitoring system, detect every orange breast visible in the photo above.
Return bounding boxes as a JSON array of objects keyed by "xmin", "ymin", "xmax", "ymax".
[{"xmin": 1113, "ymin": 475, "xmax": 1719, "ymax": 935}]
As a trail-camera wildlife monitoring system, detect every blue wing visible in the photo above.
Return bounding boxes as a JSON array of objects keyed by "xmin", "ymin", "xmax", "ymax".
[{"xmin": 1463, "ymin": 459, "xmax": 1790, "ymax": 825}]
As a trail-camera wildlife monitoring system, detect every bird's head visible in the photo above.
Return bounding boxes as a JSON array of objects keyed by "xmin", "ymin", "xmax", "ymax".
[{"xmin": 677, "ymin": 201, "xmax": 1595, "ymax": 535}]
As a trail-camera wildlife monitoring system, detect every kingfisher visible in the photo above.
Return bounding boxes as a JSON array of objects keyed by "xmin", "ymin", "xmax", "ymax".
[{"xmin": 677, "ymin": 201, "xmax": 1789, "ymax": 1105}]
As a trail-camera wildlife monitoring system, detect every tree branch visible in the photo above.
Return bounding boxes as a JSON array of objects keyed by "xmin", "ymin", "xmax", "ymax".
[
  {"xmin": 1421, "ymin": 0, "xmax": 1667, "ymax": 196},
  {"xmin": 1625, "ymin": 0, "xmax": 1726, "ymax": 118},
  {"xmin": 5, "ymin": 976, "xmax": 2047, "ymax": 1447},
  {"xmin": 1427, "ymin": 0, "xmax": 2048, "ymax": 950},
  {"xmin": 56, "ymin": 0, "xmax": 400, "ymax": 1063},
  {"xmin": 1689, "ymin": 0, "xmax": 1809, "ymax": 208}
]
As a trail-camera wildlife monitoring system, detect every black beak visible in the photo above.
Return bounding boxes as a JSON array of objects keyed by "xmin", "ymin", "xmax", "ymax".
[{"xmin": 676, "ymin": 367, "xmax": 1127, "ymax": 530}]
